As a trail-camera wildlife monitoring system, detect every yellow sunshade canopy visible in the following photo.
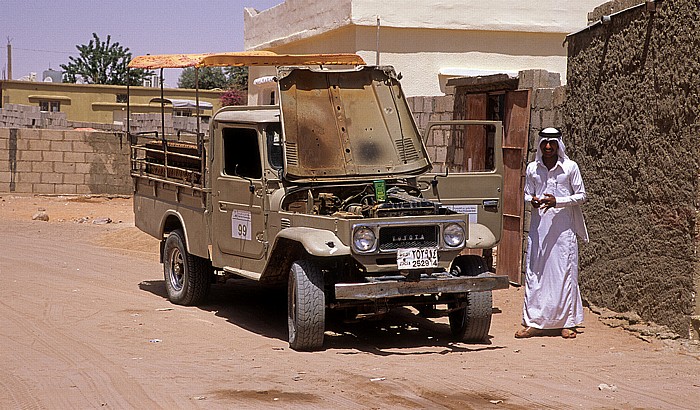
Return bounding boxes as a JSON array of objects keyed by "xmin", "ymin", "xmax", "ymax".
[{"xmin": 129, "ymin": 51, "xmax": 365, "ymax": 69}]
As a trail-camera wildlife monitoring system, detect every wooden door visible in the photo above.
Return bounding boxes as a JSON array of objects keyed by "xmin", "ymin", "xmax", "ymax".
[
  {"xmin": 499, "ymin": 90, "xmax": 530, "ymax": 284},
  {"xmin": 461, "ymin": 94, "xmax": 488, "ymax": 257},
  {"xmin": 463, "ymin": 94, "xmax": 487, "ymax": 171}
]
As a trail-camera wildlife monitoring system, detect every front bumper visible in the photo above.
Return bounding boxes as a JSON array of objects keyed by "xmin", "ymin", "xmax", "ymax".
[{"xmin": 334, "ymin": 273, "xmax": 509, "ymax": 300}]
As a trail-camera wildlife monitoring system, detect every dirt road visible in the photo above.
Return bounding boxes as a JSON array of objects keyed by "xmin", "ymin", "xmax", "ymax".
[{"xmin": 0, "ymin": 195, "xmax": 698, "ymax": 409}]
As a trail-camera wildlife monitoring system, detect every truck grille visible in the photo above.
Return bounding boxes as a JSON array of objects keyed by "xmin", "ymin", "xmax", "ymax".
[{"xmin": 378, "ymin": 225, "xmax": 438, "ymax": 251}]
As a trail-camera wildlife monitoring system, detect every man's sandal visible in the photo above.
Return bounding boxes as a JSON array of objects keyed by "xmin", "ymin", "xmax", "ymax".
[
  {"xmin": 514, "ymin": 327, "xmax": 540, "ymax": 338},
  {"xmin": 561, "ymin": 328, "xmax": 577, "ymax": 339}
]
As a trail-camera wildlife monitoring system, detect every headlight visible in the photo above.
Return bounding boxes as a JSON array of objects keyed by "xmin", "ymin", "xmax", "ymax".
[
  {"xmin": 443, "ymin": 223, "xmax": 465, "ymax": 247},
  {"xmin": 353, "ymin": 226, "xmax": 376, "ymax": 252}
]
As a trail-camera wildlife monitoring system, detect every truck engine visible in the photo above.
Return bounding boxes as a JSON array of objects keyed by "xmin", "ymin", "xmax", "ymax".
[{"xmin": 281, "ymin": 183, "xmax": 454, "ymax": 219}]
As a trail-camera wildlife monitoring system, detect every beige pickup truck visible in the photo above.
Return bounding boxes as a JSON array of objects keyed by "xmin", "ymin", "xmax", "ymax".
[{"xmin": 127, "ymin": 52, "xmax": 508, "ymax": 351}]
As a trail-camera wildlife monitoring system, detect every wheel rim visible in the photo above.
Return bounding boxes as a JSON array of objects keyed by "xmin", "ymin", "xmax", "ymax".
[{"xmin": 169, "ymin": 248, "xmax": 185, "ymax": 291}]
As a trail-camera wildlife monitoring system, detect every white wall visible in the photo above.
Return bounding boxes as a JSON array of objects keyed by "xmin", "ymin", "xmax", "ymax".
[{"xmin": 244, "ymin": 0, "xmax": 606, "ymax": 97}]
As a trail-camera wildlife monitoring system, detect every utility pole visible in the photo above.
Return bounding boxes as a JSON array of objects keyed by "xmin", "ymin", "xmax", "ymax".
[
  {"xmin": 375, "ymin": 16, "xmax": 380, "ymax": 66},
  {"xmin": 6, "ymin": 38, "xmax": 12, "ymax": 80}
]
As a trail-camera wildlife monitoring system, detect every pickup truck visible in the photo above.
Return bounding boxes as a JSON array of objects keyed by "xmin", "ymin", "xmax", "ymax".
[{"xmin": 127, "ymin": 52, "xmax": 509, "ymax": 351}]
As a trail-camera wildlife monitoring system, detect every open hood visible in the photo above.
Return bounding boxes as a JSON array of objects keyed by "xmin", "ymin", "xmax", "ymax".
[{"xmin": 278, "ymin": 66, "xmax": 431, "ymax": 181}]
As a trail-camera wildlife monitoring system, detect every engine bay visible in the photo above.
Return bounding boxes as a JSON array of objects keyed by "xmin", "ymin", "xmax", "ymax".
[{"xmin": 282, "ymin": 181, "xmax": 454, "ymax": 219}]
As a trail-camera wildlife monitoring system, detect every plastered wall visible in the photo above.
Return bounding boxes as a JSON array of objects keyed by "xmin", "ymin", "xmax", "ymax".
[
  {"xmin": 565, "ymin": 1, "xmax": 700, "ymax": 337},
  {"xmin": 244, "ymin": 0, "xmax": 603, "ymax": 96}
]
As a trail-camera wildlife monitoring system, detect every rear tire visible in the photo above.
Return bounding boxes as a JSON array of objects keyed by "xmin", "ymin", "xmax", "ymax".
[
  {"xmin": 288, "ymin": 260, "xmax": 325, "ymax": 351},
  {"xmin": 448, "ymin": 255, "xmax": 493, "ymax": 342},
  {"xmin": 163, "ymin": 229, "xmax": 210, "ymax": 306}
]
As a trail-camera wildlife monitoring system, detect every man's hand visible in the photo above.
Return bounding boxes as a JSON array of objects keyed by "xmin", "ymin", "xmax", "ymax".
[{"xmin": 540, "ymin": 193, "xmax": 556, "ymax": 212}]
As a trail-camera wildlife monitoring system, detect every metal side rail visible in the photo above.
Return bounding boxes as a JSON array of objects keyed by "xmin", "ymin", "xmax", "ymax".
[{"xmin": 334, "ymin": 273, "xmax": 509, "ymax": 300}]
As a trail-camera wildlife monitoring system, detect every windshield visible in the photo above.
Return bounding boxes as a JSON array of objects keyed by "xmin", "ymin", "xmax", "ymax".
[{"xmin": 278, "ymin": 66, "xmax": 430, "ymax": 181}]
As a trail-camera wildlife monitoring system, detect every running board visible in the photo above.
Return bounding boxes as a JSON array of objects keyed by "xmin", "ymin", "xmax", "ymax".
[{"xmin": 222, "ymin": 266, "xmax": 262, "ymax": 281}]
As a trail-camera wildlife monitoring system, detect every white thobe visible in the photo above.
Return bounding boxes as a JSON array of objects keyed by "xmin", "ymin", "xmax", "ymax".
[{"xmin": 523, "ymin": 157, "xmax": 588, "ymax": 329}]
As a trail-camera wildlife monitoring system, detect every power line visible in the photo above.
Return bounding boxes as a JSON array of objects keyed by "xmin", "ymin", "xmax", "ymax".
[{"xmin": 13, "ymin": 47, "xmax": 73, "ymax": 55}]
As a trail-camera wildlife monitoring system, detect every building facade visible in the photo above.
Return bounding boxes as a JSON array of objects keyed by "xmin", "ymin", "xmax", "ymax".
[
  {"xmin": 243, "ymin": 0, "xmax": 604, "ymax": 102},
  {"xmin": 0, "ymin": 80, "xmax": 222, "ymax": 125}
]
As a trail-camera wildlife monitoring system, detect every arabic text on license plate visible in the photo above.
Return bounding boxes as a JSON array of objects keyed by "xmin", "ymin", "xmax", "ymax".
[{"xmin": 397, "ymin": 247, "xmax": 439, "ymax": 270}]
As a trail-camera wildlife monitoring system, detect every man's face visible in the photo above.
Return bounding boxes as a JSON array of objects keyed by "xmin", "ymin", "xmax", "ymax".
[{"xmin": 540, "ymin": 139, "xmax": 558, "ymax": 159}]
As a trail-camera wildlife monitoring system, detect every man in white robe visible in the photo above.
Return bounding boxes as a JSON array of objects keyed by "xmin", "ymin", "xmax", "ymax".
[{"xmin": 516, "ymin": 127, "xmax": 589, "ymax": 339}]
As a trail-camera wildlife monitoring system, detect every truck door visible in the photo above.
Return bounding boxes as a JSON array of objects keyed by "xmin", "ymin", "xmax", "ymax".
[
  {"xmin": 417, "ymin": 120, "xmax": 504, "ymax": 255},
  {"xmin": 211, "ymin": 126, "xmax": 267, "ymax": 264}
]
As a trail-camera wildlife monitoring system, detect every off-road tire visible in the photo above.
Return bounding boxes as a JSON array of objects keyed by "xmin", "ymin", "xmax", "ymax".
[
  {"xmin": 163, "ymin": 229, "xmax": 210, "ymax": 306},
  {"xmin": 287, "ymin": 260, "xmax": 325, "ymax": 351},
  {"xmin": 448, "ymin": 255, "xmax": 493, "ymax": 342}
]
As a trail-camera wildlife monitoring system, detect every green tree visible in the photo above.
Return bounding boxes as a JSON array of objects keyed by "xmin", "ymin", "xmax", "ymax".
[
  {"xmin": 224, "ymin": 66, "xmax": 249, "ymax": 90},
  {"xmin": 60, "ymin": 33, "xmax": 150, "ymax": 85},
  {"xmin": 177, "ymin": 67, "xmax": 229, "ymax": 89},
  {"xmin": 177, "ymin": 66, "xmax": 249, "ymax": 90}
]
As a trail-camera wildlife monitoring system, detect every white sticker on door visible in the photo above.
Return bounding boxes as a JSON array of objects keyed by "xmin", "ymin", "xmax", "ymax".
[
  {"xmin": 445, "ymin": 204, "xmax": 478, "ymax": 224},
  {"xmin": 231, "ymin": 210, "xmax": 252, "ymax": 240}
]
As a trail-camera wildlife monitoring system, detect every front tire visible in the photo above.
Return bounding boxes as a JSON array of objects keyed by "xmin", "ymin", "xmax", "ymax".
[
  {"xmin": 163, "ymin": 229, "xmax": 210, "ymax": 306},
  {"xmin": 287, "ymin": 260, "xmax": 325, "ymax": 351},
  {"xmin": 448, "ymin": 255, "xmax": 493, "ymax": 342}
]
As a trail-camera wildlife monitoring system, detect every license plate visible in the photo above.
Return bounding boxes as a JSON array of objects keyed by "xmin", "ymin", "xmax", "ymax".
[{"xmin": 397, "ymin": 247, "xmax": 439, "ymax": 270}]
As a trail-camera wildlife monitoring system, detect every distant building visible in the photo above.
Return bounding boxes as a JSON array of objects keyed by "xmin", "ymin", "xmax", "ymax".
[
  {"xmin": 244, "ymin": 0, "xmax": 603, "ymax": 103},
  {"xmin": 0, "ymin": 80, "xmax": 223, "ymax": 125}
]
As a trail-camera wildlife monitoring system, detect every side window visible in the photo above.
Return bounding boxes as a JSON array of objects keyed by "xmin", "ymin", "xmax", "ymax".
[
  {"xmin": 222, "ymin": 128, "xmax": 262, "ymax": 179},
  {"xmin": 266, "ymin": 123, "xmax": 283, "ymax": 170}
]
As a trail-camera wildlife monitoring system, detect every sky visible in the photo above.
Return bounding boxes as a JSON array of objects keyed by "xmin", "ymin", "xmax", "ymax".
[{"xmin": 0, "ymin": 0, "xmax": 284, "ymax": 87}]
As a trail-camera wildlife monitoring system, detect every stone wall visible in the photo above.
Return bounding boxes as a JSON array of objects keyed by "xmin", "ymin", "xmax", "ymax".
[
  {"xmin": 565, "ymin": 0, "xmax": 700, "ymax": 337},
  {"xmin": 0, "ymin": 128, "xmax": 131, "ymax": 195}
]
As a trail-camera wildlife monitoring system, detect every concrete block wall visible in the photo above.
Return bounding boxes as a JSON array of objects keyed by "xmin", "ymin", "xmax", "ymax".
[
  {"xmin": 1, "ymin": 104, "xmax": 208, "ymax": 137},
  {"xmin": 127, "ymin": 114, "xmax": 209, "ymax": 140},
  {"xmin": 407, "ymin": 94, "xmax": 455, "ymax": 173},
  {"xmin": 0, "ymin": 128, "xmax": 131, "ymax": 195},
  {"xmin": 0, "ymin": 104, "xmax": 69, "ymax": 129}
]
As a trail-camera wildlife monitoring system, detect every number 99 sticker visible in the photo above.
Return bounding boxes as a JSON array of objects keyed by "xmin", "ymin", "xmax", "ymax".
[{"xmin": 231, "ymin": 210, "xmax": 252, "ymax": 241}]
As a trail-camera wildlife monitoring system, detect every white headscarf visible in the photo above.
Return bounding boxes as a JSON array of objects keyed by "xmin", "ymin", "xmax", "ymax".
[
  {"xmin": 535, "ymin": 127, "xmax": 569, "ymax": 163},
  {"xmin": 535, "ymin": 127, "xmax": 589, "ymax": 243}
]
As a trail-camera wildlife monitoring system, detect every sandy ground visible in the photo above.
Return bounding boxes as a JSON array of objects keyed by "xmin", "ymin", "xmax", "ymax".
[{"xmin": 0, "ymin": 194, "xmax": 698, "ymax": 409}]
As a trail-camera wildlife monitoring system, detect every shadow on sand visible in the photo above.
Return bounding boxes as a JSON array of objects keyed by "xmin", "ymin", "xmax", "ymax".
[{"xmin": 139, "ymin": 278, "xmax": 505, "ymax": 355}]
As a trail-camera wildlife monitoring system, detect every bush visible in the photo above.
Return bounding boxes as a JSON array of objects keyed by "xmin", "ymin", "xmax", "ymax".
[{"xmin": 220, "ymin": 88, "xmax": 246, "ymax": 106}]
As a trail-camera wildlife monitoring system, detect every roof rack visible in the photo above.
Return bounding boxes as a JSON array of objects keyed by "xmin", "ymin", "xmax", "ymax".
[{"xmin": 128, "ymin": 51, "xmax": 365, "ymax": 69}]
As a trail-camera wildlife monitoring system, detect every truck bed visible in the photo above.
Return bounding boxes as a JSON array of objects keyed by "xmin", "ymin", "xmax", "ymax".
[{"xmin": 131, "ymin": 137, "xmax": 204, "ymax": 186}]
